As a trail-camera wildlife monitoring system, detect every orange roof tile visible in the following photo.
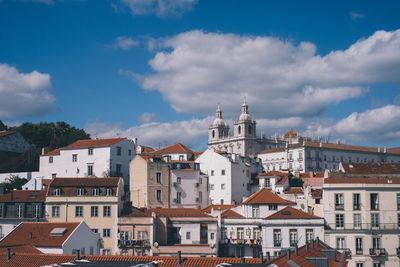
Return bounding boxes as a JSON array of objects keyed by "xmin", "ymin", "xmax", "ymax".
[
  {"xmin": 221, "ymin": 209, "xmax": 244, "ymax": 218},
  {"xmin": 283, "ymin": 187, "xmax": 304, "ymax": 194},
  {"xmin": 342, "ymin": 162, "xmax": 400, "ymax": 175},
  {"xmin": 44, "ymin": 148, "xmax": 60, "ymax": 156},
  {"xmin": 192, "ymin": 151, "xmax": 203, "ymax": 160},
  {"xmin": 202, "ymin": 204, "xmax": 238, "ymax": 213},
  {"xmin": 284, "ymin": 130, "xmax": 298, "ymax": 139},
  {"xmin": 49, "ymin": 177, "xmax": 120, "ymax": 188},
  {"xmin": 146, "ymin": 208, "xmax": 212, "ymax": 218},
  {"xmin": 122, "ymin": 208, "xmax": 151, "ymax": 217},
  {"xmin": 325, "ymin": 177, "xmax": 400, "ymax": 184},
  {"xmin": 242, "ymin": 188, "xmax": 296, "ymax": 205},
  {"xmin": 62, "ymin": 138, "xmax": 125, "ymax": 149},
  {"xmin": 0, "ymin": 190, "xmax": 46, "ymax": 203},
  {"xmin": 266, "ymin": 206, "xmax": 321, "ymax": 219},
  {"xmin": 0, "ymin": 222, "xmax": 80, "ymax": 248},
  {"xmin": 152, "ymin": 143, "xmax": 193, "ymax": 154}
]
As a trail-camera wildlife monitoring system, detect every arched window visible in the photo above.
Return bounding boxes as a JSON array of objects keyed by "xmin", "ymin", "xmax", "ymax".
[
  {"xmin": 248, "ymin": 125, "xmax": 252, "ymax": 134},
  {"xmin": 238, "ymin": 126, "xmax": 241, "ymax": 135},
  {"xmin": 212, "ymin": 130, "xmax": 215, "ymax": 138}
]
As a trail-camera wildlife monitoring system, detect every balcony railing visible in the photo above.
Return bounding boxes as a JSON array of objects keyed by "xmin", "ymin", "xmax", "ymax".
[
  {"xmin": 118, "ymin": 239, "xmax": 150, "ymax": 248},
  {"xmin": 325, "ymin": 223, "xmax": 399, "ymax": 231},
  {"xmin": 339, "ymin": 248, "xmax": 352, "ymax": 259},
  {"xmin": 274, "ymin": 242, "xmax": 281, "ymax": 247},
  {"xmin": 335, "ymin": 204, "xmax": 344, "ymax": 210},
  {"xmin": 369, "ymin": 248, "xmax": 386, "ymax": 257}
]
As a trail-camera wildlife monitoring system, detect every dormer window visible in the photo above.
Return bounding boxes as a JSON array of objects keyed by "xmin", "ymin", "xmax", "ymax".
[
  {"xmin": 92, "ymin": 188, "xmax": 100, "ymax": 196},
  {"xmin": 54, "ymin": 188, "xmax": 61, "ymax": 196},
  {"xmin": 76, "ymin": 188, "xmax": 85, "ymax": 196},
  {"xmin": 104, "ymin": 188, "xmax": 113, "ymax": 196}
]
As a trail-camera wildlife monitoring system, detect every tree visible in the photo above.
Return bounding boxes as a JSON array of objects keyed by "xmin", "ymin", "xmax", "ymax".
[
  {"xmin": 288, "ymin": 173, "xmax": 304, "ymax": 187},
  {"xmin": 0, "ymin": 120, "xmax": 7, "ymax": 131},
  {"xmin": 2, "ymin": 175, "xmax": 28, "ymax": 192}
]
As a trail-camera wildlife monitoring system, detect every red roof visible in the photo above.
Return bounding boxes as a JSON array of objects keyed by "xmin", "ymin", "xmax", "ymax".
[
  {"xmin": 202, "ymin": 204, "xmax": 238, "ymax": 213},
  {"xmin": 152, "ymin": 143, "xmax": 193, "ymax": 154},
  {"xmin": 284, "ymin": 130, "xmax": 298, "ymax": 139},
  {"xmin": 47, "ymin": 178, "xmax": 120, "ymax": 197},
  {"xmin": 342, "ymin": 162, "xmax": 400, "ymax": 175},
  {"xmin": 62, "ymin": 138, "xmax": 125, "ymax": 149},
  {"xmin": 325, "ymin": 177, "xmax": 400, "ymax": 184},
  {"xmin": 146, "ymin": 208, "xmax": 212, "ymax": 218},
  {"xmin": 283, "ymin": 188, "xmax": 304, "ymax": 194},
  {"xmin": 0, "ymin": 131, "xmax": 15, "ymax": 137},
  {"xmin": 0, "ymin": 190, "xmax": 46, "ymax": 203},
  {"xmin": 44, "ymin": 148, "xmax": 60, "ymax": 156},
  {"xmin": 0, "ymin": 222, "xmax": 80, "ymax": 248},
  {"xmin": 266, "ymin": 206, "xmax": 321, "ymax": 219},
  {"xmin": 221, "ymin": 209, "xmax": 244, "ymax": 218},
  {"xmin": 242, "ymin": 188, "xmax": 296, "ymax": 205}
]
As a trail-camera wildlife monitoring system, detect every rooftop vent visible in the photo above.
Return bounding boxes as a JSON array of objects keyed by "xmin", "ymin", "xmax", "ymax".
[{"xmin": 50, "ymin": 227, "xmax": 67, "ymax": 236}]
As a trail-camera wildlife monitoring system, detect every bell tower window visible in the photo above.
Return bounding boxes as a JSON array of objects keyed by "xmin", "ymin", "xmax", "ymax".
[
  {"xmin": 248, "ymin": 125, "xmax": 252, "ymax": 134},
  {"xmin": 212, "ymin": 130, "xmax": 215, "ymax": 138},
  {"xmin": 238, "ymin": 126, "xmax": 241, "ymax": 135}
]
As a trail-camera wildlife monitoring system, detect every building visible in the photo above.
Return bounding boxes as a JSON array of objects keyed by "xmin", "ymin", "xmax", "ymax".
[
  {"xmin": 195, "ymin": 149, "xmax": 262, "ymax": 205},
  {"xmin": 323, "ymin": 174, "xmax": 400, "ymax": 267},
  {"xmin": 0, "ymin": 221, "xmax": 100, "ymax": 255},
  {"xmin": 258, "ymin": 140, "xmax": 400, "ymax": 173},
  {"xmin": 0, "ymin": 187, "xmax": 46, "ymax": 237},
  {"xmin": 46, "ymin": 177, "xmax": 124, "ymax": 255},
  {"xmin": 0, "ymin": 131, "xmax": 32, "ymax": 154},
  {"xmin": 39, "ymin": 138, "xmax": 135, "ymax": 185}
]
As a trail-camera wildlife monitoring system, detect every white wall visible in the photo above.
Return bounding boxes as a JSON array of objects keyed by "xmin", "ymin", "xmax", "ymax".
[{"xmin": 62, "ymin": 221, "xmax": 101, "ymax": 255}]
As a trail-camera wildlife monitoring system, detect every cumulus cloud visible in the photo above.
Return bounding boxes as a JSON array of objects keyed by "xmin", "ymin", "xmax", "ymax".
[
  {"xmin": 108, "ymin": 36, "xmax": 139, "ymax": 50},
  {"xmin": 0, "ymin": 63, "xmax": 56, "ymax": 118},
  {"xmin": 137, "ymin": 29, "xmax": 400, "ymax": 119},
  {"xmin": 119, "ymin": 0, "xmax": 198, "ymax": 18},
  {"xmin": 349, "ymin": 11, "xmax": 365, "ymax": 20},
  {"xmin": 85, "ymin": 117, "xmax": 212, "ymax": 149},
  {"xmin": 137, "ymin": 112, "xmax": 157, "ymax": 123}
]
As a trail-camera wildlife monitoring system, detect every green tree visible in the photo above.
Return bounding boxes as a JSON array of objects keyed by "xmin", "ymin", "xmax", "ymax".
[
  {"xmin": 288, "ymin": 172, "xmax": 304, "ymax": 187},
  {"xmin": 2, "ymin": 175, "xmax": 28, "ymax": 192}
]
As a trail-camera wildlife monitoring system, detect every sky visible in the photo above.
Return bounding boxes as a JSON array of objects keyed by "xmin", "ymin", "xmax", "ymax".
[{"xmin": 1, "ymin": 0, "xmax": 400, "ymax": 150}]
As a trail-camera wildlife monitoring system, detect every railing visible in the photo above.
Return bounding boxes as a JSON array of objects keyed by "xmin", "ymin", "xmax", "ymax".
[
  {"xmin": 298, "ymin": 158, "xmax": 303, "ymax": 162},
  {"xmin": 325, "ymin": 223, "xmax": 399, "ymax": 231},
  {"xmin": 118, "ymin": 239, "xmax": 150, "ymax": 248},
  {"xmin": 339, "ymin": 248, "xmax": 352, "ymax": 259},
  {"xmin": 335, "ymin": 204, "xmax": 344, "ymax": 210},
  {"xmin": 369, "ymin": 248, "xmax": 386, "ymax": 257},
  {"xmin": 274, "ymin": 242, "xmax": 281, "ymax": 247}
]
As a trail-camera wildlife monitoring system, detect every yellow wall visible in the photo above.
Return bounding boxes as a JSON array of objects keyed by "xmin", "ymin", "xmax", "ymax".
[{"xmin": 130, "ymin": 156, "xmax": 148, "ymax": 207}]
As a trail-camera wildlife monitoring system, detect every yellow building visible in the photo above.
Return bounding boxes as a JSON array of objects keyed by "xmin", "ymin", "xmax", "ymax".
[
  {"xmin": 130, "ymin": 155, "xmax": 170, "ymax": 208},
  {"xmin": 46, "ymin": 177, "xmax": 124, "ymax": 255}
]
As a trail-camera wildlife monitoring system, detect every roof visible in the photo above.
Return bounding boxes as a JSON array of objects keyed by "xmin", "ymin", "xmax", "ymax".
[
  {"xmin": 0, "ymin": 131, "xmax": 15, "ymax": 137},
  {"xmin": 193, "ymin": 151, "xmax": 203, "ymax": 159},
  {"xmin": 257, "ymin": 171, "xmax": 289, "ymax": 185},
  {"xmin": 138, "ymin": 154, "xmax": 166, "ymax": 162},
  {"xmin": 0, "ymin": 190, "xmax": 46, "ymax": 203},
  {"xmin": 311, "ymin": 189, "xmax": 322, "ymax": 199},
  {"xmin": 146, "ymin": 208, "xmax": 212, "ymax": 218},
  {"xmin": 44, "ymin": 148, "xmax": 60, "ymax": 156},
  {"xmin": 135, "ymin": 145, "xmax": 155, "ymax": 154},
  {"xmin": 324, "ymin": 177, "xmax": 400, "ymax": 184},
  {"xmin": 283, "ymin": 188, "xmax": 304, "ymax": 194},
  {"xmin": 266, "ymin": 206, "xmax": 321, "ymax": 219},
  {"xmin": 202, "ymin": 204, "xmax": 238, "ymax": 213},
  {"xmin": 242, "ymin": 188, "xmax": 296, "ymax": 205},
  {"xmin": 152, "ymin": 143, "xmax": 193, "ymax": 154},
  {"xmin": 341, "ymin": 162, "xmax": 400, "ymax": 175},
  {"xmin": 121, "ymin": 208, "xmax": 150, "ymax": 217},
  {"xmin": 284, "ymin": 130, "xmax": 298, "ymax": 139},
  {"xmin": 49, "ymin": 177, "xmax": 120, "ymax": 187},
  {"xmin": 221, "ymin": 209, "xmax": 244, "ymax": 218},
  {"xmin": 0, "ymin": 222, "xmax": 80, "ymax": 248},
  {"xmin": 62, "ymin": 138, "xmax": 125, "ymax": 149}
]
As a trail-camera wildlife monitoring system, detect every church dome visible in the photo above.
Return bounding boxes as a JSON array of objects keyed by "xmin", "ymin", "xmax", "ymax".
[
  {"xmin": 239, "ymin": 100, "xmax": 251, "ymax": 121},
  {"xmin": 213, "ymin": 106, "xmax": 226, "ymax": 126}
]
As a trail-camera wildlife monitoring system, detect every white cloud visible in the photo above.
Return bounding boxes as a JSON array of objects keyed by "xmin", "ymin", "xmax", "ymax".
[
  {"xmin": 137, "ymin": 30, "xmax": 400, "ymax": 119},
  {"xmin": 109, "ymin": 36, "xmax": 139, "ymax": 50},
  {"xmin": 349, "ymin": 11, "xmax": 365, "ymax": 20},
  {"xmin": 85, "ymin": 117, "xmax": 211, "ymax": 149},
  {"xmin": 137, "ymin": 112, "xmax": 157, "ymax": 123},
  {"xmin": 119, "ymin": 0, "xmax": 198, "ymax": 18},
  {"xmin": 0, "ymin": 63, "xmax": 56, "ymax": 118}
]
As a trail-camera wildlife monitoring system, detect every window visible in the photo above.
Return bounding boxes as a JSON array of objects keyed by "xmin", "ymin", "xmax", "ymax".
[
  {"xmin": 269, "ymin": 204, "xmax": 278, "ymax": 210},
  {"xmin": 356, "ymin": 237, "xmax": 363, "ymax": 254},
  {"xmin": 156, "ymin": 190, "xmax": 161, "ymax": 201},
  {"xmin": 90, "ymin": 246, "xmax": 94, "ymax": 255},
  {"xmin": 265, "ymin": 178, "xmax": 271, "ymax": 187},
  {"xmin": 104, "ymin": 188, "xmax": 112, "ymax": 196},
  {"xmin": 289, "ymin": 229, "xmax": 297, "ymax": 246},
  {"xmin": 372, "ymin": 237, "xmax": 380, "ymax": 249},
  {"xmin": 373, "ymin": 263, "xmax": 381, "ymax": 267},
  {"xmin": 91, "ymin": 206, "xmax": 98, "ymax": 217},
  {"xmin": 238, "ymin": 126, "xmax": 241, "ymax": 135},
  {"xmin": 253, "ymin": 228, "xmax": 261, "ymax": 240},
  {"xmin": 16, "ymin": 204, "xmax": 23, "ymax": 218},
  {"xmin": 76, "ymin": 188, "xmax": 85, "ymax": 196},
  {"xmin": 103, "ymin": 229, "xmax": 111, "ymax": 238},
  {"xmin": 117, "ymin": 147, "xmax": 121, "ymax": 156},
  {"xmin": 315, "ymin": 198, "xmax": 321, "ymax": 204},
  {"xmin": 116, "ymin": 164, "xmax": 122, "ymax": 176},
  {"xmin": 198, "ymin": 178, "xmax": 202, "ymax": 184},
  {"xmin": 128, "ymin": 149, "xmax": 131, "ymax": 156},
  {"xmin": 252, "ymin": 205, "xmax": 260, "ymax": 218},
  {"xmin": 248, "ymin": 125, "xmax": 252, "ymax": 134},
  {"xmin": 186, "ymin": 232, "xmax": 191, "ymax": 240},
  {"xmin": 356, "ymin": 264, "xmax": 363, "ymax": 267},
  {"xmin": 335, "ymin": 193, "xmax": 344, "ymax": 210},
  {"xmin": 371, "ymin": 213, "xmax": 379, "ymax": 228},
  {"xmin": 176, "ymin": 177, "xmax": 181, "ymax": 184},
  {"xmin": 398, "ymin": 214, "xmax": 400, "ymax": 229},
  {"xmin": 210, "ymin": 233, "xmax": 215, "ymax": 240},
  {"xmin": 220, "ymin": 199, "xmax": 224, "ymax": 204},
  {"xmin": 212, "ymin": 130, "xmax": 215, "ymax": 138},
  {"xmin": 198, "ymin": 192, "xmax": 202, "ymax": 202},
  {"xmin": 221, "ymin": 227, "xmax": 227, "ymax": 240},
  {"xmin": 210, "ymin": 184, "xmax": 214, "ymax": 190},
  {"xmin": 221, "ymin": 184, "xmax": 225, "ymax": 190},
  {"xmin": 102, "ymin": 249, "xmax": 111, "ymax": 255},
  {"xmin": 397, "ymin": 194, "xmax": 400, "ymax": 210},
  {"xmin": 52, "ymin": 206, "xmax": 60, "ymax": 217},
  {"xmin": 92, "ymin": 188, "xmax": 100, "ymax": 196},
  {"xmin": 103, "ymin": 206, "xmax": 111, "ymax": 217},
  {"xmin": 353, "ymin": 193, "xmax": 360, "ymax": 210},
  {"xmin": 336, "ymin": 214, "xmax": 344, "ymax": 229},
  {"xmin": 179, "ymin": 155, "xmax": 184, "ymax": 160},
  {"xmin": 72, "ymin": 154, "xmax": 77, "ymax": 162},
  {"xmin": 336, "ymin": 237, "xmax": 345, "ymax": 249},
  {"xmin": 237, "ymin": 228, "xmax": 244, "ymax": 240},
  {"xmin": 176, "ymin": 192, "xmax": 181, "ymax": 203},
  {"xmin": 156, "ymin": 172, "xmax": 161, "ymax": 184},
  {"xmin": 211, "ymin": 170, "xmax": 214, "ymax": 176},
  {"xmin": 52, "ymin": 173, "xmax": 56, "ymax": 179},
  {"xmin": 306, "ymin": 229, "xmax": 313, "ymax": 243},
  {"xmin": 370, "ymin": 193, "xmax": 379, "ymax": 210},
  {"xmin": 354, "ymin": 214, "xmax": 361, "ymax": 229},
  {"xmin": 75, "ymin": 206, "xmax": 83, "ymax": 217},
  {"xmin": 91, "ymin": 228, "xmax": 98, "ymax": 234},
  {"xmin": 88, "ymin": 147, "xmax": 93, "ymax": 155},
  {"xmin": 221, "ymin": 169, "xmax": 225, "ymax": 175},
  {"xmin": 49, "ymin": 156, "xmax": 53, "ymax": 163},
  {"xmin": 138, "ymin": 230, "xmax": 147, "ymax": 240},
  {"xmin": 54, "ymin": 188, "xmax": 61, "ymax": 196},
  {"xmin": 33, "ymin": 204, "xmax": 40, "ymax": 218},
  {"xmin": 87, "ymin": 164, "xmax": 93, "ymax": 176}
]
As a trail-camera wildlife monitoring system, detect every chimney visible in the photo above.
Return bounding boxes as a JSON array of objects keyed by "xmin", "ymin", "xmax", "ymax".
[
  {"xmin": 177, "ymin": 251, "xmax": 181, "ymax": 266},
  {"xmin": 259, "ymin": 252, "xmax": 263, "ymax": 263},
  {"xmin": 41, "ymin": 147, "xmax": 45, "ymax": 156},
  {"xmin": 266, "ymin": 252, "xmax": 270, "ymax": 262},
  {"xmin": 287, "ymin": 249, "xmax": 291, "ymax": 260},
  {"xmin": 241, "ymin": 257, "xmax": 245, "ymax": 264},
  {"xmin": 76, "ymin": 249, "xmax": 80, "ymax": 260}
]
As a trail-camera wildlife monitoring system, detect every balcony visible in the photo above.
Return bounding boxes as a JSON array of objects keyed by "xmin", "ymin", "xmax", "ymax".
[
  {"xmin": 118, "ymin": 239, "xmax": 150, "ymax": 248},
  {"xmin": 335, "ymin": 204, "xmax": 344, "ymax": 210},
  {"xmin": 325, "ymin": 222, "xmax": 399, "ymax": 231},
  {"xmin": 369, "ymin": 248, "xmax": 386, "ymax": 257},
  {"xmin": 274, "ymin": 242, "xmax": 281, "ymax": 247}
]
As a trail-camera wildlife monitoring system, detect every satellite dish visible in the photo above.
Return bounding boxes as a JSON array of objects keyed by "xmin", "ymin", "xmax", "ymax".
[{"xmin": 154, "ymin": 242, "xmax": 159, "ymax": 248}]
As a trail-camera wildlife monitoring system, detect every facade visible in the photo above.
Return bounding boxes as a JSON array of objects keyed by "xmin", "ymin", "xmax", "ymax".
[
  {"xmin": 0, "ymin": 187, "xmax": 46, "ymax": 238},
  {"xmin": 323, "ymin": 175, "xmax": 400, "ymax": 267},
  {"xmin": 195, "ymin": 149, "xmax": 262, "ymax": 205},
  {"xmin": 0, "ymin": 131, "xmax": 32, "ymax": 153},
  {"xmin": 39, "ymin": 138, "xmax": 135, "ymax": 185},
  {"xmin": 46, "ymin": 177, "xmax": 124, "ymax": 255},
  {"xmin": 0, "ymin": 221, "xmax": 100, "ymax": 255},
  {"xmin": 258, "ymin": 140, "xmax": 400, "ymax": 173}
]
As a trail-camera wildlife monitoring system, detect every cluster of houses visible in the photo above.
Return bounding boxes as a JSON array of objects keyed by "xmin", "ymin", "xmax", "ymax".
[{"xmin": 0, "ymin": 102, "xmax": 400, "ymax": 267}]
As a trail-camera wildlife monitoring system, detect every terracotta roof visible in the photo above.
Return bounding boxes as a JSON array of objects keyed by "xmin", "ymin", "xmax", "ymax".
[
  {"xmin": 311, "ymin": 188, "xmax": 322, "ymax": 199},
  {"xmin": 242, "ymin": 188, "xmax": 296, "ymax": 205},
  {"xmin": 122, "ymin": 208, "xmax": 150, "ymax": 217},
  {"xmin": 283, "ymin": 187, "xmax": 304, "ymax": 194},
  {"xmin": 44, "ymin": 148, "xmax": 60, "ymax": 156},
  {"xmin": 284, "ymin": 130, "xmax": 298, "ymax": 139},
  {"xmin": 146, "ymin": 208, "xmax": 212, "ymax": 218},
  {"xmin": 152, "ymin": 143, "xmax": 193, "ymax": 154},
  {"xmin": 0, "ymin": 190, "xmax": 46, "ymax": 203},
  {"xmin": 135, "ymin": 145, "xmax": 155, "ymax": 154},
  {"xmin": 0, "ymin": 131, "xmax": 15, "ymax": 137},
  {"xmin": 266, "ymin": 206, "xmax": 321, "ymax": 219},
  {"xmin": 341, "ymin": 162, "xmax": 400, "ymax": 175},
  {"xmin": 139, "ymin": 154, "xmax": 166, "ymax": 162},
  {"xmin": 299, "ymin": 172, "xmax": 324, "ymax": 178},
  {"xmin": 259, "ymin": 147, "xmax": 286, "ymax": 154},
  {"xmin": 202, "ymin": 204, "xmax": 238, "ymax": 213},
  {"xmin": 47, "ymin": 178, "xmax": 120, "ymax": 197},
  {"xmin": 0, "ymin": 245, "xmax": 42, "ymax": 255},
  {"xmin": 324, "ymin": 177, "xmax": 400, "ymax": 184},
  {"xmin": 221, "ymin": 209, "xmax": 244, "ymax": 218},
  {"xmin": 62, "ymin": 138, "xmax": 125, "ymax": 149},
  {"xmin": 42, "ymin": 179, "xmax": 51, "ymax": 188},
  {"xmin": 0, "ymin": 222, "xmax": 80, "ymax": 248}
]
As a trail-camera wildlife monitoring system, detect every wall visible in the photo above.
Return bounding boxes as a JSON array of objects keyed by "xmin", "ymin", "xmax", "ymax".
[
  {"xmin": 129, "ymin": 156, "xmax": 148, "ymax": 207},
  {"xmin": 63, "ymin": 221, "xmax": 101, "ymax": 255}
]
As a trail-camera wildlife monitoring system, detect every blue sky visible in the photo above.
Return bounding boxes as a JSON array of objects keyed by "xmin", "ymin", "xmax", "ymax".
[{"xmin": 1, "ymin": 0, "xmax": 400, "ymax": 150}]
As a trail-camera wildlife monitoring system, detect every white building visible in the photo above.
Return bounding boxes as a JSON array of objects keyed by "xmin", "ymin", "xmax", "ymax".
[
  {"xmin": 258, "ymin": 140, "xmax": 400, "ymax": 173},
  {"xmin": 39, "ymin": 138, "xmax": 135, "ymax": 185},
  {"xmin": 195, "ymin": 149, "xmax": 262, "ymax": 205}
]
